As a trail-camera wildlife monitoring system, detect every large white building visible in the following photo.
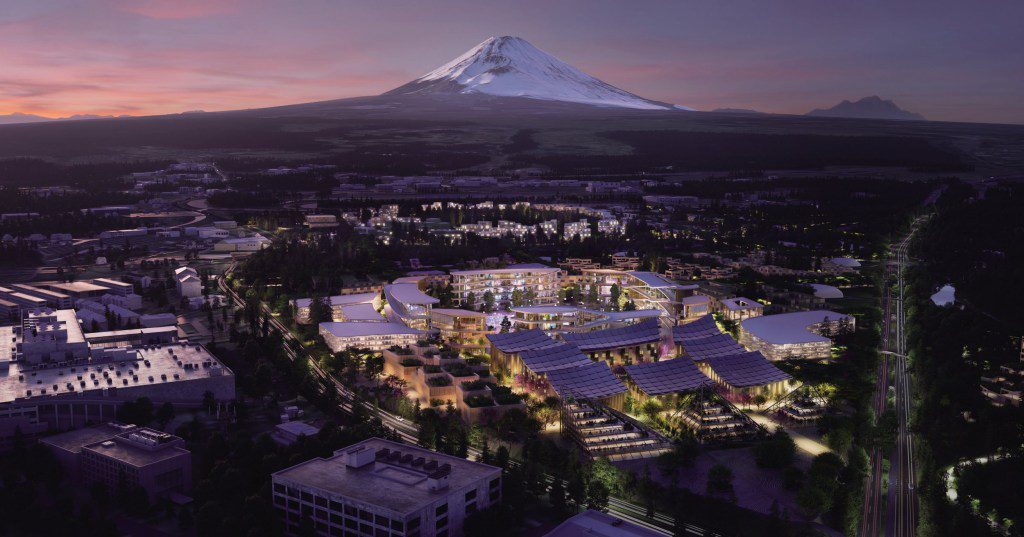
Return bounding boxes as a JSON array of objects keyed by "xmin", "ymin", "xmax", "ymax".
[
  {"xmin": 319, "ymin": 322, "xmax": 425, "ymax": 352},
  {"xmin": 272, "ymin": 437, "xmax": 501, "ymax": 537},
  {"xmin": 739, "ymin": 310, "xmax": 855, "ymax": 361},
  {"xmin": 450, "ymin": 264, "xmax": 560, "ymax": 308}
]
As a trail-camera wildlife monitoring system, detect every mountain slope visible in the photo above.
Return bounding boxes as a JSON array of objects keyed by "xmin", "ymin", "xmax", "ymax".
[
  {"xmin": 385, "ymin": 36, "xmax": 683, "ymax": 111},
  {"xmin": 0, "ymin": 112, "xmax": 120, "ymax": 125},
  {"xmin": 807, "ymin": 96, "xmax": 925, "ymax": 121}
]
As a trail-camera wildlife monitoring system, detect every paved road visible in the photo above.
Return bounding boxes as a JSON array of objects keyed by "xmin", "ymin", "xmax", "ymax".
[
  {"xmin": 217, "ymin": 269, "xmax": 716, "ymax": 536},
  {"xmin": 860, "ymin": 219, "xmax": 922, "ymax": 537}
]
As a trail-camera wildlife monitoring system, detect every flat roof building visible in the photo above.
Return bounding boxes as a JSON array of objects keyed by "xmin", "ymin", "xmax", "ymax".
[
  {"xmin": 739, "ymin": 310, "xmax": 855, "ymax": 361},
  {"xmin": 272, "ymin": 437, "xmax": 501, "ymax": 537},
  {"xmin": 718, "ymin": 297, "xmax": 765, "ymax": 322},
  {"xmin": 319, "ymin": 322, "xmax": 425, "ymax": 353},
  {"xmin": 43, "ymin": 424, "xmax": 192, "ymax": 502}
]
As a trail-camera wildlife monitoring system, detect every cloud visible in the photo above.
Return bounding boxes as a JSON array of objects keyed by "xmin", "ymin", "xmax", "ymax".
[{"xmin": 109, "ymin": 0, "xmax": 241, "ymax": 20}]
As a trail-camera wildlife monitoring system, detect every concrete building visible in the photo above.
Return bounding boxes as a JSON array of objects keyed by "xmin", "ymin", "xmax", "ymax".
[
  {"xmin": 450, "ymin": 264, "xmax": 560, "ymax": 309},
  {"xmin": 272, "ymin": 437, "xmax": 501, "ymax": 537},
  {"xmin": 43, "ymin": 423, "xmax": 192, "ymax": 502},
  {"xmin": 174, "ymin": 267, "xmax": 202, "ymax": 299},
  {"xmin": 0, "ymin": 310, "xmax": 234, "ymax": 449},
  {"xmin": 319, "ymin": 322, "xmax": 426, "ymax": 353}
]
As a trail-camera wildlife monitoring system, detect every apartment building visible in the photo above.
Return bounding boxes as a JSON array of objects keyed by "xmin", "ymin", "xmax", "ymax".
[
  {"xmin": 429, "ymin": 309, "xmax": 490, "ymax": 352},
  {"xmin": 450, "ymin": 264, "xmax": 560, "ymax": 309}
]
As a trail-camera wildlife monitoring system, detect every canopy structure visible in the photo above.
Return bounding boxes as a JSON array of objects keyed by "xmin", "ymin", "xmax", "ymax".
[
  {"xmin": 546, "ymin": 361, "xmax": 627, "ymax": 400},
  {"xmin": 486, "ymin": 329, "xmax": 559, "ymax": 353},
  {"xmin": 520, "ymin": 343, "xmax": 593, "ymax": 374},
  {"xmin": 703, "ymin": 351, "xmax": 791, "ymax": 388},
  {"xmin": 672, "ymin": 314, "xmax": 721, "ymax": 342},
  {"xmin": 562, "ymin": 319, "xmax": 661, "ymax": 352},
  {"xmin": 681, "ymin": 333, "xmax": 746, "ymax": 361},
  {"xmin": 624, "ymin": 358, "xmax": 713, "ymax": 395}
]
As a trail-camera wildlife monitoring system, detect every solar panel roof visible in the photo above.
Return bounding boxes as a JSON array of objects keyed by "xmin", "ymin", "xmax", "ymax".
[
  {"xmin": 681, "ymin": 333, "xmax": 746, "ymax": 361},
  {"xmin": 704, "ymin": 351, "xmax": 791, "ymax": 388},
  {"xmin": 672, "ymin": 314, "xmax": 721, "ymax": 342},
  {"xmin": 486, "ymin": 329, "xmax": 559, "ymax": 353},
  {"xmin": 520, "ymin": 344, "xmax": 593, "ymax": 374},
  {"xmin": 545, "ymin": 361, "xmax": 626, "ymax": 400},
  {"xmin": 624, "ymin": 358, "xmax": 713, "ymax": 395},
  {"xmin": 561, "ymin": 319, "xmax": 662, "ymax": 352}
]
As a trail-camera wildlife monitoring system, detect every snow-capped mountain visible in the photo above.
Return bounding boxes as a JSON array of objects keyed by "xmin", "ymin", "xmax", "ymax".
[
  {"xmin": 806, "ymin": 96, "xmax": 925, "ymax": 121},
  {"xmin": 386, "ymin": 36, "xmax": 685, "ymax": 111}
]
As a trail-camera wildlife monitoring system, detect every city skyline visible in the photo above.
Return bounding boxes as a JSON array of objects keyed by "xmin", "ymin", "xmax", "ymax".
[{"xmin": 2, "ymin": 0, "xmax": 1022, "ymax": 124}]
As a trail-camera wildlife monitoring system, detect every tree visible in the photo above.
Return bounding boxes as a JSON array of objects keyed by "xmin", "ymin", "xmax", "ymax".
[
  {"xmin": 155, "ymin": 402, "xmax": 176, "ymax": 429},
  {"xmin": 754, "ymin": 429, "xmax": 796, "ymax": 468},
  {"xmin": 706, "ymin": 464, "xmax": 735, "ymax": 501},
  {"xmin": 609, "ymin": 284, "xmax": 621, "ymax": 311},
  {"xmin": 500, "ymin": 316, "xmax": 511, "ymax": 333},
  {"xmin": 464, "ymin": 292, "xmax": 477, "ymax": 310},
  {"xmin": 586, "ymin": 480, "xmax": 610, "ymax": 512},
  {"xmin": 482, "ymin": 290, "xmax": 496, "ymax": 313}
]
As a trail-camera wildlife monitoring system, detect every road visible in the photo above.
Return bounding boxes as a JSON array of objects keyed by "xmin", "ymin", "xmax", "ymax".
[
  {"xmin": 217, "ymin": 269, "xmax": 716, "ymax": 536},
  {"xmin": 860, "ymin": 219, "xmax": 922, "ymax": 537}
]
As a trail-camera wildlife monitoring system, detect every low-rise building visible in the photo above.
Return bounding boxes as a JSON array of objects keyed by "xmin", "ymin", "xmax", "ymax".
[
  {"xmin": 43, "ymin": 424, "xmax": 192, "ymax": 502},
  {"xmin": 319, "ymin": 322, "xmax": 425, "ymax": 353},
  {"xmin": 272, "ymin": 437, "xmax": 502, "ymax": 537},
  {"xmin": 739, "ymin": 310, "xmax": 855, "ymax": 361}
]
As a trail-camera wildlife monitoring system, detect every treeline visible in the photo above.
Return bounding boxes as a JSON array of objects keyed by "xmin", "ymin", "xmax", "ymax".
[
  {"xmin": 0, "ymin": 157, "xmax": 172, "ymax": 187},
  {"xmin": 908, "ymin": 181, "xmax": 1024, "ymax": 536},
  {"xmin": 518, "ymin": 131, "xmax": 970, "ymax": 173}
]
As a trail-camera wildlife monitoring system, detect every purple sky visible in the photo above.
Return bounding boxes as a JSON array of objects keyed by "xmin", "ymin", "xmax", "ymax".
[{"xmin": 2, "ymin": 0, "xmax": 1022, "ymax": 123}]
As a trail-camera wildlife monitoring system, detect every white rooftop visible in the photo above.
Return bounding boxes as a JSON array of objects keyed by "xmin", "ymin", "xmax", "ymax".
[
  {"xmin": 319, "ymin": 322, "xmax": 424, "ymax": 338},
  {"xmin": 810, "ymin": 284, "xmax": 844, "ymax": 299},
  {"xmin": 740, "ymin": 310, "xmax": 853, "ymax": 345}
]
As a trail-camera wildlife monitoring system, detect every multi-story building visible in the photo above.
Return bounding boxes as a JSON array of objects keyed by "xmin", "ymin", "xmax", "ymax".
[
  {"xmin": 562, "ymin": 220, "xmax": 591, "ymax": 240},
  {"xmin": 43, "ymin": 423, "xmax": 192, "ymax": 502},
  {"xmin": 272, "ymin": 437, "xmax": 502, "ymax": 537},
  {"xmin": 450, "ymin": 264, "xmax": 560, "ymax": 309},
  {"xmin": 384, "ymin": 283, "xmax": 439, "ymax": 331},
  {"xmin": 429, "ymin": 309, "xmax": 490, "ymax": 352},
  {"xmin": 0, "ymin": 309, "xmax": 235, "ymax": 450},
  {"xmin": 292, "ymin": 292, "xmax": 382, "ymax": 324},
  {"xmin": 319, "ymin": 322, "xmax": 426, "ymax": 353}
]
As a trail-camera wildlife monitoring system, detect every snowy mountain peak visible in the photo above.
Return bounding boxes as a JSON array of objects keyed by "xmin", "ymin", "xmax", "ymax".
[{"xmin": 385, "ymin": 36, "xmax": 681, "ymax": 111}]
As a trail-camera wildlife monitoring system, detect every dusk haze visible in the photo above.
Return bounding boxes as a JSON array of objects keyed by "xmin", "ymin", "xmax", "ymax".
[{"xmin": 0, "ymin": 3, "xmax": 1022, "ymax": 537}]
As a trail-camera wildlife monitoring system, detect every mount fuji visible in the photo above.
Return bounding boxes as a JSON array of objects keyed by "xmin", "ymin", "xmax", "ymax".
[{"xmin": 385, "ymin": 36, "xmax": 687, "ymax": 111}]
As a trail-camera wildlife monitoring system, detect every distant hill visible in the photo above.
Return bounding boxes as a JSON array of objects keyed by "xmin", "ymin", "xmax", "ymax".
[
  {"xmin": 711, "ymin": 108, "xmax": 765, "ymax": 115},
  {"xmin": 0, "ymin": 112, "xmax": 118, "ymax": 125},
  {"xmin": 807, "ymin": 96, "xmax": 925, "ymax": 121}
]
